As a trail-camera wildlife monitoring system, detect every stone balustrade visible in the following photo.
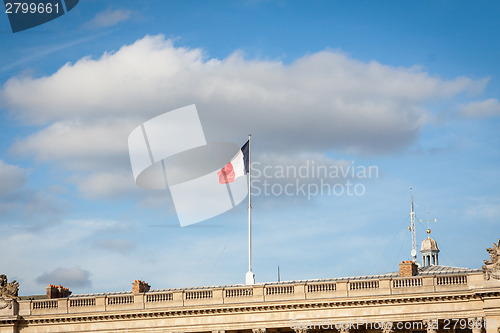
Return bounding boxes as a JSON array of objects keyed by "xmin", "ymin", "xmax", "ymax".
[
  {"xmin": 31, "ymin": 300, "xmax": 57, "ymax": 310},
  {"xmin": 69, "ymin": 297, "xmax": 95, "ymax": 307},
  {"xmin": 146, "ymin": 292, "xmax": 173, "ymax": 303},
  {"xmin": 436, "ymin": 275, "xmax": 467, "ymax": 285},
  {"xmin": 225, "ymin": 287, "xmax": 253, "ymax": 297},
  {"xmin": 265, "ymin": 284, "xmax": 294, "ymax": 295},
  {"xmin": 307, "ymin": 282, "xmax": 336, "ymax": 293},
  {"xmin": 349, "ymin": 280, "xmax": 379, "ymax": 290},
  {"xmin": 392, "ymin": 277, "xmax": 423, "ymax": 288},
  {"xmin": 16, "ymin": 272, "xmax": 483, "ymax": 316}
]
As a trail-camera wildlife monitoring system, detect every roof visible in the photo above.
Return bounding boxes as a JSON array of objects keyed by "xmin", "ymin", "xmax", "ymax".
[
  {"xmin": 417, "ymin": 265, "xmax": 481, "ymax": 275},
  {"xmin": 421, "ymin": 237, "xmax": 439, "ymax": 251}
]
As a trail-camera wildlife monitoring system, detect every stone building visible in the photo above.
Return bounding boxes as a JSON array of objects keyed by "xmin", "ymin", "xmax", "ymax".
[{"xmin": 1, "ymin": 237, "xmax": 500, "ymax": 333}]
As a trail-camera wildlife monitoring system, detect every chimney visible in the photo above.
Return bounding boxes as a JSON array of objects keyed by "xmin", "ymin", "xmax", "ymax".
[
  {"xmin": 399, "ymin": 260, "xmax": 418, "ymax": 277},
  {"xmin": 132, "ymin": 280, "xmax": 150, "ymax": 293},
  {"xmin": 46, "ymin": 285, "xmax": 72, "ymax": 299}
]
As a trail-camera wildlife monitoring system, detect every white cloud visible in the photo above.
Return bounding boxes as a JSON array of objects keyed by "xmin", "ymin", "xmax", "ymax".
[
  {"xmin": 1, "ymin": 35, "xmax": 489, "ymax": 199},
  {"xmin": 1, "ymin": 218, "xmax": 134, "ymax": 294},
  {"xmin": 0, "ymin": 160, "xmax": 66, "ymax": 227},
  {"xmin": 74, "ymin": 171, "xmax": 137, "ymax": 199},
  {"xmin": 11, "ymin": 119, "xmax": 134, "ymax": 171},
  {"xmin": 253, "ymin": 152, "xmax": 355, "ymax": 183},
  {"xmin": 249, "ymin": 152, "xmax": 378, "ymax": 201},
  {"xmin": 464, "ymin": 196, "xmax": 500, "ymax": 223},
  {"xmin": 459, "ymin": 98, "xmax": 500, "ymax": 118},
  {"xmin": 36, "ymin": 267, "xmax": 91, "ymax": 288},
  {"xmin": 0, "ymin": 160, "xmax": 27, "ymax": 196},
  {"xmin": 0, "ymin": 214, "xmax": 245, "ymax": 294},
  {"xmin": 95, "ymin": 238, "xmax": 135, "ymax": 253},
  {"xmin": 84, "ymin": 9, "xmax": 133, "ymax": 29}
]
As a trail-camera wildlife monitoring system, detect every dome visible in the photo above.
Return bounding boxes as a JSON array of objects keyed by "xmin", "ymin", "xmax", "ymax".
[{"xmin": 420, "ymin": 237, "xmax": 439, "ymax": 252}]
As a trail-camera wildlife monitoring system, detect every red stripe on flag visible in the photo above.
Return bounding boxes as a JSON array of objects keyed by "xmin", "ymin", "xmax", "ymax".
[{"xmin": 218, "ymin": 162, "xmax": 236, "ymax": 184}]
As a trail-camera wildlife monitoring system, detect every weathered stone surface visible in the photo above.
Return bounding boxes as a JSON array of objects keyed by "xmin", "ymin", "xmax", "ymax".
[
  {"xmin": 483, "ymin": 239, "xmax": 500, "ymax": 280},
  {"xmin": 0, "ymin": 275, "xmax": 19, "ymax": 300}
]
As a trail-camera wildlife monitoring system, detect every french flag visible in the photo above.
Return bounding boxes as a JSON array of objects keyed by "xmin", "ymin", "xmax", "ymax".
[{"xmin": 218, "ymin": 140, "xmax": 249, "ymax": 184}]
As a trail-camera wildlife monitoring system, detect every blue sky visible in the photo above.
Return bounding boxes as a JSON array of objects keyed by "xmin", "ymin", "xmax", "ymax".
[{"xmin": 0, "ymin": 1, "xmax": 499, "ymax": 295}]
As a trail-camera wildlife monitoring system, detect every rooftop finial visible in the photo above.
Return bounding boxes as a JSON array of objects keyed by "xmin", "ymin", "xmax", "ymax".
[{"xmin": 419, "ymin": 206, "xmax": 437, "ymax": 239}]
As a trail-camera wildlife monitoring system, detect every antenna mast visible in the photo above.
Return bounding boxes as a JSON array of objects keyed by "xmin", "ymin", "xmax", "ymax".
[{"xmin": 409, "ymin": 186, "xmax": 417, "ymax": 262}]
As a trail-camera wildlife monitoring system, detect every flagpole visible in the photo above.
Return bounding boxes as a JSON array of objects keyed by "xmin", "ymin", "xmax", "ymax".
[{"xmin": 245, "ymin": 134, "xmax": 255, "ymax": 285}]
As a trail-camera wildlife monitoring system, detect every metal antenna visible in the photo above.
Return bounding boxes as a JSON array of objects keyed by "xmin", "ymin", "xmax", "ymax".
[{"xmin": 409, "ymin": 186, "xmax": 417, "ymax": 262}]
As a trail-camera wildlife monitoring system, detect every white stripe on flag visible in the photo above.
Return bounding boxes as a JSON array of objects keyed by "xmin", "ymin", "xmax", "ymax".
[{"xmin": 230, "ymin": 149, "xmax": 246, "ymax": 179}]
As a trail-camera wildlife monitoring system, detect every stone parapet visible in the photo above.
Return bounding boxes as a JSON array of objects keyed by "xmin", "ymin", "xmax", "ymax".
[
  {"xmin": 5, "ymin": 271, "xmax": 488, "ymax": 318},
  {"xmin": 0, "ymin": 270, "xmax": 498, "ymax": 333}
]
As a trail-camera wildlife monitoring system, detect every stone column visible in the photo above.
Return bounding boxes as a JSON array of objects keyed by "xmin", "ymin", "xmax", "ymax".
[
  {"xmin": 469, "ymin": 317, "xmax": 484, "ymax": 333},
  {"xmin": 294, "ymin": 329, "xmax": 309, "ymax": 333},
  {"xmin": 339, "ymin": 324, "xmax": 350, "ymax": 333},
  {"xmin": 253, "ymin": 329, "xmax": 267, "ymax": 333},
  {"xmin": 252, "ymin": 328, "xmax": 267, "ymax": 333},
  {"xmin": 382, "ymin": 322, "xmax": 394, "ymax": 333},
  {"xmin": 423, "ymin": 319, "xmax": 438, "ymax": 333}
]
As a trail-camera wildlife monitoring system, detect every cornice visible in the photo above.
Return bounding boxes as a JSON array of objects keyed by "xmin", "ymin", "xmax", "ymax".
[{"xmin": 7, "ymin": 289, "xmax": 498, "ymax": 326}]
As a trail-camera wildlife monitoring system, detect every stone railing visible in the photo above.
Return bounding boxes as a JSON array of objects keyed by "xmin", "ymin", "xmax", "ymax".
[
  {"xmin": 265, "ymin": 284, "xmax": 294, "ymax": 295},
  {"xmin": 146, "ymin": 292, "xmax": 173, "ymax": 303},
  {"xmin": 107, "ymin": 295, "xmax": 134, "ymax": 305},
  {"xmin": 69, "ymin": 297, "xmax": 96, "ymax": 307},
  {"xmin": 185, "ymin": 290, "xmax": 213, "ymax": 300},
  {"xmin": 307, "ymin": 282, "xmax": 336, "ymax": 293},
  {"xmin": 349, "ymin": 280, "xmax": 379, "ymax": 290},
  {"xmin": 393, "ymin": 277, "xmax": 423, "ymax": 288},
  {"xmin": 437, "ymin": 275, "xmax": 467, "ymax": 285},
  {"xmin": 16, "ymin": 273, "xmax": 480, "ymax": 316},
  {"xmin": 32, "ymin": 300, "xmax": 58, "ymax": 310},
  {"xmin": 225, "ymin": 287, "xmax": 253, "ymax": 297}
]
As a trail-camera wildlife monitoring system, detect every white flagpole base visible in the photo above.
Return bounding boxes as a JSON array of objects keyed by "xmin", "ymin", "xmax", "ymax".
[{"xmin": 245, "ymin": 270, "xmax": 255, "ymax": 285}]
